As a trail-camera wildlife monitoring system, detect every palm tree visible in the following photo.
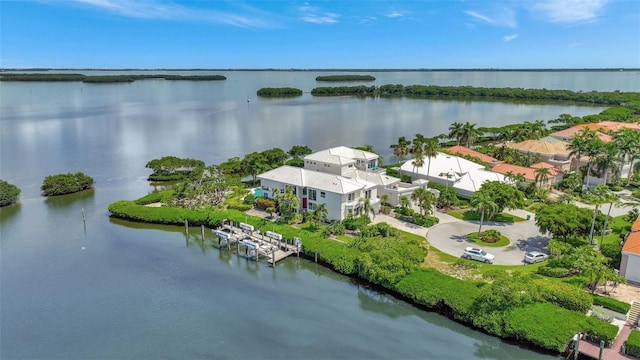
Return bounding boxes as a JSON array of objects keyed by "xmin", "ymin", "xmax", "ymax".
[
  {"xmin": 470, "ymin": 191, "xmax": 498, "ymax": 235},
  {"xmin": 460, "ymin": 122, "xmax": 481, "ymax": 148},
  {"xmin": 312, "ymin": 202, "xmax": 328, "ymax": 227},
  {"xmin": 584, "ymin": 184, "xmax": 608, "ymax": 245},
  {"xmin": 594, "ymin": 142, "xmax": 620, "ymax": 184},
  {"xmin": 567, "ymin": 130, "xmax": 590, "ymax": 172},
  {"xmin": 584, "ymin": 138, "xmax": 605, "ymax": 188},
  {"xmin": 422, "ymin": 139, "xmax": 440, "ymax": 178},
  {"xmin": 359, "ymin": 197, "xmax": 375, "ymax": 220},
  {"xmin": 599, "ymin": 191, "xmax": 622, "ymax": 250},
  {"xmin": 399, "ymin": 196, "xmax": 411, "ymax": 209},
  {"xmin": 380, "ymin": 194, "xmax": 390, "ymax": 206},
  {"xmin": 534, "ymin": 167, "xmax": 551, "ymax": 188},
  {"xmin": 411, "ymin": 140, "xmax": 425, "ymax": 174},
  {"xmin": 613, "ymin": 128, "xmax": 640, "ymax": 185},
  {"xmin": 390, "ymin": 136, "xmax": 411, "ymax": 162},
  {"xmin": 448, "ymin": 122, "xmax": 464, "ymax": 146},
  {"xmin": 411, "ymin": 188, "xmax": 436, "ymax": 217}
]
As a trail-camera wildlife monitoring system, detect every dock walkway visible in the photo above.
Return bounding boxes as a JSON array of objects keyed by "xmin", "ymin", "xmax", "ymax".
[{"xmin": 576, "ymin": 322, "xmax": 636, "ymax": 360}]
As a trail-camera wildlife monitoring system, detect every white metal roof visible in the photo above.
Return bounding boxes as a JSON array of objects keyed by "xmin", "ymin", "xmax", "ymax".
[
  {"xmin": 258, "ymin": 165, "xmax": 376, "ymax": 194},
  {"xmin": 304, "ymin": 146, "xmax": 378, "ymax": 165},
  {"xmin": 400, "ymin": 153, "xmax": 505, "ymax": 195}
]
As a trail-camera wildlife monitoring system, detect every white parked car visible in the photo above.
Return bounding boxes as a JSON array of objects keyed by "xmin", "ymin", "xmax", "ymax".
[
  {"xmin": 524, "ymin": 251, "xmax": 548, "ymax": 264},
  {"xmin": 462, "ymin": 247, "xmax": 495, "ymax": 264}
]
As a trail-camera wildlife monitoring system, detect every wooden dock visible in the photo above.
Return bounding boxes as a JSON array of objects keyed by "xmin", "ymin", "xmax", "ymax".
[
  {"xmin": 574, "ymin": 322, "xmax": 636, "ymax": 360},
  {"xmin": 212, "ymin": 221, "xmax": 301, "ymax": 265}
]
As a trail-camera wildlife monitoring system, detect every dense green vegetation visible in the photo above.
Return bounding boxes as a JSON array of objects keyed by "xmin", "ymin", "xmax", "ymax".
[
  {"xmin": 0, "ymin": 73, "xmax": 226, "ymax": 83},
  {"xmin": 310, "ymin": 84, "xmax": 640, "ymax": 106},
  {"xmin": 315, "ymin": 75, "xmax": 376, "ymax": 81},
  {"xmin": 0, "ymin": 179, "xmax": 21, "ymax": 207},
  {"xmin": 41, "ymin": 172, "xmax": 94, "ymax": 196},
  {"xmin": 627, "ymin": 330, "xmax": 640, "ymax": 358},
  {"xmin": 256, "ymin": 87, "xmax": 303, "ymax": 97},
  {"xmin": 145, "ymin": 156, "xmax": 205, "ymax": 181},
  {"xmin": 590, "ymin": 294, "xmax": 631, "ymax": 314}
]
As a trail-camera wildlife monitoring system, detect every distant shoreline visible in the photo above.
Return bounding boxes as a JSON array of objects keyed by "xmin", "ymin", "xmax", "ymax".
[{"xmin": 1, "ymin": 68, "xmax": 639, "ymax": 72}]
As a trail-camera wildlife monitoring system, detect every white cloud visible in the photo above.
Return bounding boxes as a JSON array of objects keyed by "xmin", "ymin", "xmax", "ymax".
[
  {"xmin": 65, "ymin": 0, "xmax": 276, "ymax": 28},
  {"xmin": 531, "ymin": 0, "xmax": 609, "ymax": 24},
  {"xmin": 464, "ymin": 7, "xmax": 517, "ymax": 28},
  {"xmin": 386, "ymin": 10, "xmax": 407, "ymax": 19},
  {"xmin": 298, "ymin": 3, "xmax": 339, "ymax": 24},
  {"xmin": 503, "ymin": 33, "xmax": 519, "ymax": 42}
]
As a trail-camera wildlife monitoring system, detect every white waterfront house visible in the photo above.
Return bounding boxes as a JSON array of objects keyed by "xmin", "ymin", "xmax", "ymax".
[
  {"xmin": 257, "ymin": 146, "xmax": 426, "ymax": 221},
  {"xmin": 400, "ymin": 152, "xmax": 506, "ymax": 197}
]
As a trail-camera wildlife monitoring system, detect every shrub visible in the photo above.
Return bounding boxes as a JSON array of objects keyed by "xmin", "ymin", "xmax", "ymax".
[
  {"xmin": 255, "ymin": 197, "xmax": 276, "ymax": 210},
  {"xmin": 537, "ymin": 266, "xmax": 570, "ymax": 278},
  {"xmin": 536, "ymin": 280, "xmax": 592, "ymax": 312},
  {"xmin": 342, "ymin": 215, "xmax": 371, "ymax": 230},
  {"xmin": 0, "ymin": 179, "xmax": 21, "ymax": 207},
  {"xmin": 243, "ymin": 193, "xmax": 255, "ymax": 205},
  {"xmin": 590, "ymin": 294, "xmax": 631, "ymax": 314},
  {"xmin": 41, "ymin": 172, "xmax": 94, "ymax": 196},
  {"xmin": 626, "ymin": 330, "xmax": 640, "ymax": 358},
  {"xmin": 134, "ymin": 190, "xmax": 173, "ymax": 205},
  {"xmin": 590, "ymin": 306, "xmax": 614, "ymax": 323},
  {"xmin": 480, "ymin": 229, "xmax": 501, "ymax": 243}
]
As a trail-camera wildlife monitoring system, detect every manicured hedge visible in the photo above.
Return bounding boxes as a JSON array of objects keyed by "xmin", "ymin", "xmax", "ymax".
[
  {"xmin": 626, "ymin": 330, "xmax": 640, "ymax": 358},
  {"xmin": 591, "ymin": 294, "xmax": 631, "ymax": 314},
  {"xmin": 537, "ymin": 265, "xmax": 570, "ymax": 278}
]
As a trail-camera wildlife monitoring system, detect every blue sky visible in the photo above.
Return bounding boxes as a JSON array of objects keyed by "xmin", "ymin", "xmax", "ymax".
[{"xmin": 1, "ymin": 0, "xmax": 639, "ymax": 69}]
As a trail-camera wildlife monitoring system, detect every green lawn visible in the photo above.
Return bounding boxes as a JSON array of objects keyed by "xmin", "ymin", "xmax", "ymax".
[
  {"xmin": 446, "ymin": 209, "xmax": 525, "ymax": 223},
  {"xmin": 601, "ymin": 215, "xmax": 632, "ymax": 247},
  {"xmin": 466, "ymin": 232, "xmax": 510, "ymax": 247}
]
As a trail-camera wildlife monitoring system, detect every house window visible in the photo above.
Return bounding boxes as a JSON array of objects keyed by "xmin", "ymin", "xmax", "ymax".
[
  {"xmin": 309, "ymin": 202, "xmax": 317, "ymax": 210},
  {"xmin": 320, "ymin": 192, "xmax": 325, "ymax": 198},
  {"xmin": 365, "ymin": 190, "xmax": 371, "ymax": 199},
  {"xmin": 303, "ymin": 188, "xmax": 307, "ymax": 196},
  {"xmin": 348, "ymin": 193, "xmax": 355, "ymax": 201},
  {"xmin": 309, "ymin": 189, "xmax": 317, "ymax": 201}
]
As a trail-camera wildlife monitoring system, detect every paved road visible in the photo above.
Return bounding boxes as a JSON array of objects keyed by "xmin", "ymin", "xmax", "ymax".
[{"xmin": 372, "ymin": 208, "xmax": 549, "ymax": 266}]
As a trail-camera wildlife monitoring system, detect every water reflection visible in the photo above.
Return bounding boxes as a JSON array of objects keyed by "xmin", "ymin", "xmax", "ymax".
[
  {"xmin": 43, "ymin": 188, "xmax": 95, "ymax": 208},
  {"xmin": 0, "ymin": 202, "xmax": 21, "ymax": 223}
]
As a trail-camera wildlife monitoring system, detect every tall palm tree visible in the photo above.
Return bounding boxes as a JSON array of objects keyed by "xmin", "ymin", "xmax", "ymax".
[
  {"xmin": 390, "ymin": 136, "xmax": 411, "ymax": 162},
  {"xmin": 613, "ymin": 128, "xmax": 640, "ymax": 185},
  {"xmin": 422, "ymin": 139, "xmax": 440, "ymax": 178},
  {"xmin": 411, "ymin": 140, "xmax": 425, "ymax": 174},
  {"xmin": 585, "ymin": 184, "xmax": 608, "ymax": 245},
  {"xmin": 448, "ymin": 122, "xmax": 464, "ymax": 146},
  {"xmin": 460, "ymin": 122, "xmax": 481, "ymax": 148},
  {"xmin": 470, "ymin": 191, "xmax": 498, "ymax": 235},
  {"xmin": 567, "ymin": 130, "xmax": 591, "ymax": 172},
  {"xmin": 534, "ymin": 167, "xmax": 552, "ymax": 188},
  {"xmin": 584, "ymin": 138, "xmax": 605, "ymax": 188},
  {"xmin": 599, "ymin": 191, "xmax": 622, "ymax": 250},
  {"xmin": 360, "ymin": 197, "xmax": 376, "ymax": 220},
  {"xmin": 594, "ymin": 142, "xmax": 620, "ymax": 184}
]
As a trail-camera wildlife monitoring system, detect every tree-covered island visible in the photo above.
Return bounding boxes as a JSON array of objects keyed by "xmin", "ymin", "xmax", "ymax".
[
  {"xmin": 0, "ymin": 73, "xmax": 226, "ymax": 83},
  {"xmin": 315, "ymin": 75, "xmax": 376, "ymax": 81},
  {"xmin": 0, "ymin": 179, "xmax": 21, "ymax": 207},
  {"xmin": 41, "ymin": 172, "xmax": 94, "ymax": 196},
  {"xmin": 256, "ymin": 87, "xmax": 303, "ymax": 97}
]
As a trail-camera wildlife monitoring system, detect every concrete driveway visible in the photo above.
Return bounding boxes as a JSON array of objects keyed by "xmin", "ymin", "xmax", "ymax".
[{"xmin": 372, "ymin": 209, "xmax": 549, "ymax": 266}]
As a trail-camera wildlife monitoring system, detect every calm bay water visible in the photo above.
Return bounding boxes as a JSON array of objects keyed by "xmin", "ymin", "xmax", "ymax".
[{"xmin": 1, "ymin": 70, "xmax": 637, "ymax": 359}]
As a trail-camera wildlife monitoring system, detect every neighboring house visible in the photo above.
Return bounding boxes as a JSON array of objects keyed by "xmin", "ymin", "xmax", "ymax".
[
  {"xmin": 491, "ymin": 162, "xmax": 562, "ymax": 189},
  {"xmin": 257, "ymin": 146, "xmax": 427, "ymax": 220},
  {"xmin": 446, "ymin": 146, "xmax": 503, "ymax": 168},
  {"xmin": 400, "ymin": 153, "xmax": 505, "ymax": 197},
  {"xmin": 502, "ymin": 137, "xmax": 572, "ymax": 171},
  {"xmin": 620, "ymin": 231, "xmax": 640, "ymax": 284}
]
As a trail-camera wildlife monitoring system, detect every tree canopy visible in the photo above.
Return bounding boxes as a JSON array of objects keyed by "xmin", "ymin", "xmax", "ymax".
[
  {"xmin": 535, "ymin": 203, "xmax": 603, "ymax": 241},
  {"xmin": 0, "ymin": 179, "xmax": 21, "ymax": 207},
  {"xmin": 145, "ymin": 156, "xmax": 205, "ymax": 181},
  {"xmin": 41, "ymin": 172, "xmax": 94, "ymax": 196},
  {"xmin": 475, "ymin": 181, "xmax": 525, "ymax": 214}
]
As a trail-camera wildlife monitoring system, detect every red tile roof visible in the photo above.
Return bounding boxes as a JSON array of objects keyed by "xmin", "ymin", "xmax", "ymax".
[
  {"xmin": 549, "ymin": 125, "xmax": 613, "ymax": 142},
  {"xmin": 531, "ymin": 162, "xmax": 561, "ymax": 176},
  {"xmin": 491, "ymin": 163, "xmax": 537, "ymax": 181},
  {"xmin": 623, "ymin": 232, "xmax": 640, "ymax": 255},
  {"xmin": 632, "ymin": 215, "xmax": 640, "ymax": 232},
  {"xmin": 446, "ymin": 146, "xmax": 501, "ymax": 164}
]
